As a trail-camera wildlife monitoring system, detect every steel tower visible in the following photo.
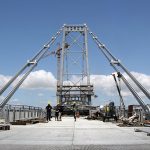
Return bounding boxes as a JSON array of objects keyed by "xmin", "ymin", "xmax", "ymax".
[{"xmin": 57, "ymin": 24, "xmax": 94, "ymax": 105}]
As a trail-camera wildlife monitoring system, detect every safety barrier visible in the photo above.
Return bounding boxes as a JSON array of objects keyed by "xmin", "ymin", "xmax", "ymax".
[{"xmin": 2, "ymin": 104, "xmax": 45, "ymax": 123}]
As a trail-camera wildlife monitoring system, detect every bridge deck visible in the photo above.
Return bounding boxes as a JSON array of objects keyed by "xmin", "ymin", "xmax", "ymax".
[{"xmin": 0, "ymin": 117, "xmax": 150, "ymax": 150}]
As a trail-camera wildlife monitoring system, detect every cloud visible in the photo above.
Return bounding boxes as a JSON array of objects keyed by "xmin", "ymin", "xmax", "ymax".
[
  {"xmin": 121, "ymin": 72, "xmax": 150, "ymax": 97},
  {"xmin": 21, "ymin": 70, "xmax": 57, "ymax": 90},
  {"xmin": 0, "ymin": 70, "xmax": 150, "ymax": 99},
  {"xmin": 0, "ymin": 70, "xmax": 57, "ymax": 90},
  {"xmin": 91, "ymin": 72, "xmax": 150, "ymax": 97},
  {"xmin": 66, "ymin": 72, "xmax": 150, "ymax": 99},
  {"xmin": 0, "ymin": 75, "xmax": 11, "ymax": 88},
  {"xmin": 90, "ymin": 74, "xmax": 116, "ymax": 96}
]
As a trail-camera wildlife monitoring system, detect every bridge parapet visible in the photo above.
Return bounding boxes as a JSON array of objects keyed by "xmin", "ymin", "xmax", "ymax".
[{"xmin": 0, "ymin": 104, "xmax": 44, "ymax": 124}]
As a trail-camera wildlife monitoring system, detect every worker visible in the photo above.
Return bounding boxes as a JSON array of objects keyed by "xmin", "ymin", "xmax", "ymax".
[
  {"xmin": 72, "ymin": 102, "xmax": 77, "ymax": 121},
  {"xmin": 55, "ymin": 104, "xmax": 59, "ymax": 121},
  {"xmin": 58, "ymin": 104, "xmax": 63, "ymax": 121},
  {"xmin": 46, "ymin": 103, "xmax": 52, "ymax": 122}
]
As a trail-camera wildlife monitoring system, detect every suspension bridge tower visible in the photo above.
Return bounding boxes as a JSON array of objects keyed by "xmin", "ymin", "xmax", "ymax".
[{"xmin": 57, "ymin": 24, "xmax": 94, "ymax": 106}]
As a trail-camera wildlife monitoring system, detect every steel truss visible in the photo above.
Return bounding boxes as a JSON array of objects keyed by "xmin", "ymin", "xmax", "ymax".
[{"xmin": 57, "ymin": 24, "xmax": 94, "ymax": 105}]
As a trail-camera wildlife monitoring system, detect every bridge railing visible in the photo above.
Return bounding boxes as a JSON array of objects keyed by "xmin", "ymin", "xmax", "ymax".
[{"xmin": 2, "ymin": 104, "xmax": 45, "ymax": 123}]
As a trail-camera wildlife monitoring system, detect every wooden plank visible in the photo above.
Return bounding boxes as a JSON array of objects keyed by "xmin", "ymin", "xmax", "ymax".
[{"xmin": 0, "ymin": 124, "xmax": 10, "ymax": 130}]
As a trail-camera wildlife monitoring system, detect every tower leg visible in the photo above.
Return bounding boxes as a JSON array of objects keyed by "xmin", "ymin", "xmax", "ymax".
[{"xmin": 87, "ymin": 96, "xmax": 91, "ymax": 105}]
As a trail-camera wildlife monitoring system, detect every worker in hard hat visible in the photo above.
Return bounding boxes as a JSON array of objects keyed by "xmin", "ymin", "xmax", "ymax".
[
  {"xmin": 58, "ymin": 103, "xmax": 63, "ymax": 121},
  {"xmin": 46, "ymin": 102, "xmax": 52, "ymax": 122},
  {"xmin": 55, "ymin": 104, "xmax": 59, "ymax": 121},
  {"xmin": 72, "ymin": 102, "xmax": 77, "ymax": 121}
]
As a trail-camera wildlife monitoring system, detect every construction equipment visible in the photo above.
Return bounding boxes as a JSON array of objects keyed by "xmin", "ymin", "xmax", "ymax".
[
  {"xmin": 112, "ymin": 73, "xmax": 125, "ymax": 117},
  {"xmin": 102, "ymin": 101, "xmax": 118, "ymax": 122}
]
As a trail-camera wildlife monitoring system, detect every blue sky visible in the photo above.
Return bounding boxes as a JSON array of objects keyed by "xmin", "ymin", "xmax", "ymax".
[{"xmin": 0, "ymin": 0, "xmax": 150, "ymax": 108}]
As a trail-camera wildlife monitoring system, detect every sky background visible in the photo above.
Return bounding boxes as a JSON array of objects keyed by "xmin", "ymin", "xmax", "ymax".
[{"xmin": 0, "ymin": 0, "xmax": 150, "ymax": 108}]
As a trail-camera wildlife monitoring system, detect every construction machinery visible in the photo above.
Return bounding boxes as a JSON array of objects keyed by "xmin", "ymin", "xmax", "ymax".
[
  {"xmin": 112, "ymin": 73, "xmax": 125, "ymax": 117},
  {"xmin": 102, "ymin": 101, "xmax": 118, "ymax": 122}
]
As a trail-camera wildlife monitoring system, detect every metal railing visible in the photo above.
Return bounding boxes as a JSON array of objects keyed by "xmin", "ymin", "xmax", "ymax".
[{"xmin": 1, "ymin": 104, "xmax": 45, "ymax": 123}]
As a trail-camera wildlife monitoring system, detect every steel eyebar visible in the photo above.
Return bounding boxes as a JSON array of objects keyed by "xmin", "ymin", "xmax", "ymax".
[
  {"xmin": 92, "ymin": 35, "xmax": 111, "ymax": 63},
  {"xmin": 119, "ymin": 63, "xmax": 150, "ymax": 100},
  {"xmin": 117, "ymin": 72, "xmax": 149, "ymax": 113},
  {"xmin": 88, "ymin": 29, "xmax": 118, "ymax": 61},
  {"xmin": 89, "ymin": 27, "xmax": 150, "ymax": 113},
  {"xmin": 0, "ymin": 64, "xmax": 28, "ymax": 95},
  {"xmin": 0, "ymin": 27, "xmax": 63, "ymax": 108},
  {"xmin": 109, "ymin": 62, "xmax": 149, "ymax": 113},
  {"xmin": 30, "ymin": 27, "xmax": 63, "ymax": 62},
  {"xmin": 0, "ymin": 28, "xmax": 62, "ymax": 97},
  {"xmin": 31, "ymin": 28, "xmax": 62, "ymax": 63},
  {"xmin": 35, "ymin": 28, "xmax": 63, "ymax": 63},
  {"xmin": 89, "ymin": 28, "xmax": 150, "ymax": 100},
  {"xmin": 0, "ymin": 65, "xmax": 36, "ymax": 108},
  {"xmin": 88, "ymin": 30, "xmax": 112, "ymax": 62}
]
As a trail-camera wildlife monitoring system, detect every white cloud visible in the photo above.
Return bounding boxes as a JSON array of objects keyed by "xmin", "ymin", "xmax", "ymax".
[
  {"xmin": 90, "ymin": 72, "xmax": 150, "ymax": 98},
  {"xmin": 0, "ymin": 70, "xmax": 57, "ymax": 90},
  {"xmin": 21, "ymin": 70, "xmax": 57, "ymax": 90},
  {"xmin": 0, "ymin": 75, "xmax": 11, "ymax": 88},
  {"xmin": 0, "ymin": 70, "xmax": 150, "ymax": 99},
  {"xmin": 90, "ymin": 74, "xmax": 115, "ymax": 96},
  {"xmin": 66, "ymin": 72, "xmax": 150, "ymax": 99},
  {"xmin": 121, "ymin": 72, "xmax": 150, "ymax": 97}
]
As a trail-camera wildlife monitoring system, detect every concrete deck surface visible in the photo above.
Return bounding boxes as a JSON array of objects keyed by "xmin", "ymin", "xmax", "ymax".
[{"xmin": 0, "ymin": 117, "xmax": 150, "ymax": 150}]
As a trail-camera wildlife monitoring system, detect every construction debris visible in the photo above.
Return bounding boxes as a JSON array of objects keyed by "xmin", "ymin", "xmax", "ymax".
[
  {"xmin": 121, "ymin": 113, "xmax": 139, "ymax": 124},
  {"xmin": 117, "ymin": 113, "xmax": 143, "ymax": 127},
  {"xmin": 0, "ymin": 124, "xmax": 10, "ymax": 130},
  {"xmin": 143, "ymin": 120, "xmax": 150, "ymax": 127},
  {"xmin": 10, "ymin": 118, "xmax": 46, "ymax": 125}
]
